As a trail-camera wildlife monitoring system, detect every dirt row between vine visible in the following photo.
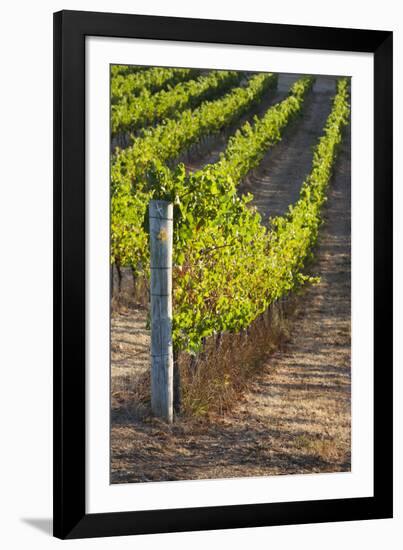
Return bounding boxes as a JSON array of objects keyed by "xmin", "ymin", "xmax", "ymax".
[
  {"xmin": 242, "ymin": 75, "xmax": 337, "ymax": 222},
  {"xmin": 111, "ymin": 75, "xmax": 351, "ymax": 483},
  {"xmin": 183, "ymin": 73, "xmax": 302, "ymax": 172}
]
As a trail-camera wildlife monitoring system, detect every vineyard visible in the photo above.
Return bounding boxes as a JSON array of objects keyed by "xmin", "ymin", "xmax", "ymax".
[{"xmin": 110, "ymin": 66, "xmax": 351, "ymax": 483}]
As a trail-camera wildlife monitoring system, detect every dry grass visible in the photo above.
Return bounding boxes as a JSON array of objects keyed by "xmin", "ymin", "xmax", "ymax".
[
  {"xmin": 178, "ymin": 298, "xmax": 296, "ymax": 417},
  {"xmin": 110, "ymin": 264, "xmax": 351, "ymax": 482},
  {"xmin": 111, "ymin": 296, "xmax": 297, "ymax": 421},
  {"xmin": 111, "ymin": 283, "xmax": 351, "ymax": 482}
]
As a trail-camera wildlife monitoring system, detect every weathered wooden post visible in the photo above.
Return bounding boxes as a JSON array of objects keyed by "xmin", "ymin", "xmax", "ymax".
[{"xmin": 149, "ymin": 200, "xmax": 174, "ymax": 422}]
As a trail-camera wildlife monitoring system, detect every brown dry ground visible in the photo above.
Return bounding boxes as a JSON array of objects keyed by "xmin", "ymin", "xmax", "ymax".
[
  {"xmin": 110, "ymin": 74, "xmax": 351, "ymax": 483},
  {"xmin": 243, "ymin": 76, "xmax": 338, "ymax": 222}
]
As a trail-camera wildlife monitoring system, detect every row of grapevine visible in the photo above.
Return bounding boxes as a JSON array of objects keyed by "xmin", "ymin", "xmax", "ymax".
[
  {"xmin": 146, "ymin": 76, "xmax": 314, "ymax": 266},
  {"xmin": 112, "ymin": 72, "xmax": 277, "ymax": 189},
  {"xmin": 111, "ymin": 67, "xmax": 200, "ymax": 104},
  {"xmin": 110, "ymin": 65, "xmax": 147, "ymax": 78},
  {"xmin": 184, "ymin": 77, "xmax": 314, "ymax": 193},
  {"xmin": 111, "ymin": 72, "xmax": 278, "ymax": 274},
  {"xmin": 111, "ymin": 70, "xmax": 242, "ymax": 136},
  {"xmin": 167, "ymin": 78, "xmax": 350, "ymax": 352}
]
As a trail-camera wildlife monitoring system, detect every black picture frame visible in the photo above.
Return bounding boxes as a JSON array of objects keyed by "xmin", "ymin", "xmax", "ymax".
[{"xmin": 53, "ymin": 9, "xmax": 393, "ymax": 540}]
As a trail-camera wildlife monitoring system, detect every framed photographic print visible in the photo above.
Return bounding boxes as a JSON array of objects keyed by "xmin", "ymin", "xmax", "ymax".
[{"xmin": 53, "ymin": 9, "xmax": 393, "ymax": 539}]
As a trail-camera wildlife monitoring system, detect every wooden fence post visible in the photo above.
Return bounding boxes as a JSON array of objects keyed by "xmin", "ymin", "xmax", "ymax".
[{"xmin": 149, "ymin": 200, "xmax": 174, "ymax": 422}]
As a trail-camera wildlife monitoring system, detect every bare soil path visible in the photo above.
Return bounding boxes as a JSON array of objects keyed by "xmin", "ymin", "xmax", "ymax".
[
  {"xmin": 242, "ymin": 75, "xmax": 337, "ymax": 223},
  {"xmin": 111, "ymin": 307, "xmax": 150, "ymax": 408},
  {"xmin": 110, "ymin": 98, "xmax": 351, "ymax": 482}
]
